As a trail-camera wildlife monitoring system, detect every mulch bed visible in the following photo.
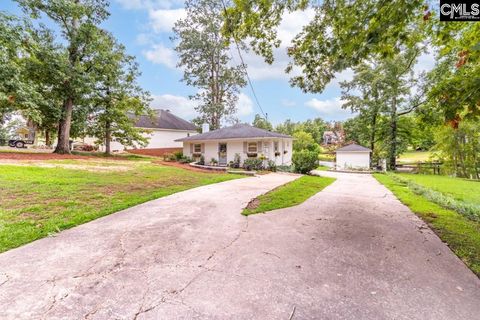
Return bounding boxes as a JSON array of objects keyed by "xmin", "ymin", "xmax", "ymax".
[
  {"xmin": 127, "ymin": 148, "xmax": 182, "ymax": 157},
  {"xmin": 154, "ymin": 161, "xmax": 223, "ymax": 174},
  {"xmin": 245, "ymin": 198, "xmax": 260, "ymax": 211}
]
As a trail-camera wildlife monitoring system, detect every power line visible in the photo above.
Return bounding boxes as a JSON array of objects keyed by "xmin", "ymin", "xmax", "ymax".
[{"xmin": 220, "ymin": 0, "xmax": 268, "ymax": 120}]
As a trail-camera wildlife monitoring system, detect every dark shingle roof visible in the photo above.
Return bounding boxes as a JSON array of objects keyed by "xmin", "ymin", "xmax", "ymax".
[
  {"xmin": 133, "ymin": 109, "xmax": 197, "ymax": 131},
  {"xmin": 336, "ymin": 143, "xmax": 372, "ymax": 152},
  {"xmin": 175, "ymin": 123, "xmax": 291, "ymax": 142}
]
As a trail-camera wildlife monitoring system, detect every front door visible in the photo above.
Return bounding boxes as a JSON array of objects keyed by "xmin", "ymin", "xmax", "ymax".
[{"xmin": 218, "ymin": 143, "xmax": 227, "ymax": 166}]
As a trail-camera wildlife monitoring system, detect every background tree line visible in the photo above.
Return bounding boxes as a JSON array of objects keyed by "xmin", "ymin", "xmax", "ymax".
[
  {"xmin": 226, "ymin": 0, "xmax": 479, "ymax": 178},
  {"xmin": 1, "ymin": 0, "xmax": 151, "ymax": 154}
]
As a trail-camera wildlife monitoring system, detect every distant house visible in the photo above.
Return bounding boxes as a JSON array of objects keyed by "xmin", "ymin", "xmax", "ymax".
[
  {"xmin": 335, "ymin": 143, "xmax": 372, "ymax": 170},
  {"xmin": 85, "ymin": 109, "xmax": 197, "ymax": 153},
  {"xmin": 176, "ymin": 123, "xmax": 293, "ymax": 166},
  {"xmin": 323, "ymin": 130, "xmax": 344, "ymax": 145}
]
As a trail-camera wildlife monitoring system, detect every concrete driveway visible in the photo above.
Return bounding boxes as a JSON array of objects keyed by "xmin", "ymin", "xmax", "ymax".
[{"xmin": 0, "ymin": 172, "xmax": 479, "ymax": 319}]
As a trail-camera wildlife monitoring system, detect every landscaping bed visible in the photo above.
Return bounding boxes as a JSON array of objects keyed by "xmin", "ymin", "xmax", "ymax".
[{"xmin": 242, "ymin": 175, "xmax": 336, "ymax": 215}]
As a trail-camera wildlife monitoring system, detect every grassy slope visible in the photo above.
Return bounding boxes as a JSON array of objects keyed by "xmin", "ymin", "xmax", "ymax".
[
  {"xmin": 397, "ymin": 151, "xmax": 433, "ymax": 164},
  {"xmin": 243, "ymin": 175, "xmax": 336, "ymax": 216},
  {"xmin": 374, "ymin": 173, "xmax": 480, "ymax": 276},
  {"xmin": 0, "ymin": 161, "xmax": 241, "ymax": 252},
  {"xmin": 398, "ymin": 173, "xmax": 480, "ymax": 206}
]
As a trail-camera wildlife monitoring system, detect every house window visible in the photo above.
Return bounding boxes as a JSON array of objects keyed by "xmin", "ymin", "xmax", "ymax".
[
  {"xmin": 247, "ymin": 142, "xmax": 257, "ymax": 153},
  {"xmin": 194, "ymin": 144, "xmax": 202, "ymax": 153},
  {"xmin": 274, "ymin": 141, "xmax": 279, "ymax": 152}
]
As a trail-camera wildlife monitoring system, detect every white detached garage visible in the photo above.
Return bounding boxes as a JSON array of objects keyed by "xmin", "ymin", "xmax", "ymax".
[{"xmin": 335, "ymin": 144, "xmax": 372, "ymax": 170}]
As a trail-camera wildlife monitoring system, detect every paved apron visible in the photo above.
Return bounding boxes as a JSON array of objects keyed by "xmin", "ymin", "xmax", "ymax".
[{"xmin": 0, "ymin": 172, "xmax": 479, "ymax": 319}]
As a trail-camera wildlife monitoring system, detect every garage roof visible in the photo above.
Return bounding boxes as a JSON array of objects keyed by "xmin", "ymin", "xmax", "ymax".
[{"xmin": 336, "ymin": 143, "xmax": 372, "ymax": 152}]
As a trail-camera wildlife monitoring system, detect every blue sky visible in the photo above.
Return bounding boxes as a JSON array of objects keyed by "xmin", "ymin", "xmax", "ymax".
[{"xmin": 1, "ymin": 0, "xmax": 434, "ymax": 125}]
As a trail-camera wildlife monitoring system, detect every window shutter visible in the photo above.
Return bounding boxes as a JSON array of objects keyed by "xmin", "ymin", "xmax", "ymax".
[
  {"xmin": 190, "ymin": 143, "xmax": 193, "ymax": 153},
  {"xmin": 257, "ymin": 141, "xmax": 262, "ymax": 152},
  {"xmin": 243, "ymin": 142, "xmax": 247, "ymax": 153},
  {"xmin": 201, "ymin": 143, "xmax": 205, "ymax": 153}
]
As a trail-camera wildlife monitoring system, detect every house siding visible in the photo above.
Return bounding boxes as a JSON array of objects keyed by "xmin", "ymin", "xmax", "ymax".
[
  {"xmin": 336, "ymin": 152, "xmax": 370, "ymax": 169},
  {"xmin": 183, "ymin": 138, "xmax": 293, "ymax": 166},
  {"xmin": 85, "ymin": 129, "xmax": 197, "ymax": 152}
]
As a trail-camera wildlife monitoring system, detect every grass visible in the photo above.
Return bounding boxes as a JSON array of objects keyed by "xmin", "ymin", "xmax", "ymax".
[
  {"xmin": 316, "ymin": 165, "xmax": 330, "ymax": 171},
  {"xmin": 0, "ymin": 159, "xmax": 242, "ymax": 253},
  {"xmin": 374, "ymin": 173, "xmax": 480, "ymax": 276},
  {"xmin": 398, "ymin": 173, "xmax": 480, "ymax": 206},
  {"xmin": 397, "ymin": 151, "xmax": 433, "ymax": 164},
  {"xmin": 242, "ymin": 175, "xmax": 336, "ymax": 216},
  {"xmin": 318, "ymin": 153, "xmax": 335, "ymax": 162}
]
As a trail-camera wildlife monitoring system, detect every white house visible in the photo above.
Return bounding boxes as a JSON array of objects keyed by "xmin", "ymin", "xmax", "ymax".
[
  {"xmin": 176, "ymin": 123, "xmax": 293, "ymax": 166},
  {"xmin": 85, "ymin": 109, "xmax": 197, "ymax": 152},
  {"xmin": 335, "ymin": 143, "xmax": 372, "ymax": 170}
]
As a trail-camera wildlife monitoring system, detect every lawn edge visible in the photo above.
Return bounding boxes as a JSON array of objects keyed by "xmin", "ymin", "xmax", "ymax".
[
  {"xmin": 242, "ymin": 175, "xmax": 336, "ymax": 216},
  {"xmin": 373, "ymin": 173, "xmax": 480, "ymax": 276}
]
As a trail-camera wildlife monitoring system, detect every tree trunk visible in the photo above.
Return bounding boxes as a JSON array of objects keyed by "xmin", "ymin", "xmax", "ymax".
[
  {"xmin": 54, "ymin": 98, "xmax": 73, "ymax": 154},
  {"xmin": 45, "ymin": 130, "xmax": 50, "ymax": 147},
  {"xmin": 105, "ymin": 120, "xmax": 111, "ymax": 155},
  {"xmin": 388, "ymin": 99, "xmax": 398, "ymax": 170}
]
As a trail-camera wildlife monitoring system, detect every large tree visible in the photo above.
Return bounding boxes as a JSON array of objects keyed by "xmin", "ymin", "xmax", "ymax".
[
  {"xmin": 16, "ymin": 0, "xmax": 110, "ymax": 154},
  {"xmin": 86, "ymin": 33, "xmax": 151, "ymax": 155},
  {"xmin": 224, "ymin": 1, "xmax": 427, "ymax": 91},
  {"xmin": 341, "ymin": 48, "xmax": 426, "ymax": 168},
  {"xmin": 172, "ymin": 0, "xmax": 246, "ymax": 130},
  {"xmin": 0, "ymin": 12, "xmax": 45, "ymax": 125},
  {"xmin": 252, "ymin": 114, "xmax": 273, "ymax": 131}
]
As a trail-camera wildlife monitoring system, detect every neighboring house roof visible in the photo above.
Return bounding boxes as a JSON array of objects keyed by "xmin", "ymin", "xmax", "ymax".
[
  {"xmin": 336, "ymin": 143, "xmax": 372, "ymax": 152},
  {"xmin": 133, "ymin": 109, "xmax": 197, "ymax": 131},
  {"xmin": 175, "ymin": 123, "xmax": 291, "ymax": 142}
]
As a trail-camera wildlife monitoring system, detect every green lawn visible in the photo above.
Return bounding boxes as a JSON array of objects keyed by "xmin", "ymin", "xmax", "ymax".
[
  {"xmin": 374, "ymin": 173, "xmax": 480, "ymax": 276},
  {"xmin": 397, "ymin": 151, "xmax": 433, "ymax": 164},
  {"xmin": 242, "ymin": 175, "xmax": 336, "ymax": 216},
  {"xmin": 398, "ymin": 173, "xmax": 480, "ymax": 206},
  {"xmin": 318, "ymin": 153, "xmax": 335, "ymax": 162},
  {"xmin": 0, "ymin": 159, "xmax": 241, "ymax": 252}
]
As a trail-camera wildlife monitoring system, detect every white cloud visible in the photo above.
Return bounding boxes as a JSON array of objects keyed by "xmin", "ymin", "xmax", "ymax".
[
  {"xmin": 305, "ymin": 97, "xmax": 355, "ymax": 120},
  {"xmin": 148, "ymin": 8, "xmax": 186, "ymax": 33},
  {"xmin": 281, "ymin": 99, "xmax": 296, "ymax": 107},
  {"xmin": 143, "ymin": 43, "xmax": 177, "ymax": 68},
  {"xmin": 276, "ymin": 9, "xmax": 316, "ymax": 45},
  {"xmin": 151, "ymin": 94, "xmax": 198, "ymax": 119},
  {"xmin": 226, "ymin": 9, "xmax": 315, "ymax": 82},
  {"xmin": 150, "ymin": 92, "xmax": 253, "ymax": 120},
  {"xmin": 115, "ymin": 0, "xmax": 183, "ymax": 10},
  {"xmin": 236, "ymin": 93, "xmax": 254, "ymax": 116},
  {"xmin": 414, "ymin": 51, "xmax": 436, "ymax": 75}
]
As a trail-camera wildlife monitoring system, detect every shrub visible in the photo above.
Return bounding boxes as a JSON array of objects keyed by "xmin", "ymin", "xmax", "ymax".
[
  {"xmin": 243, "ymin": 158, "xmax": 263, "ymax": 171},
  {"xmin": 232, "ymin": 153, "xmax": 241, "ymax": 168},
  {"xmin": 267, "ymin": 160, "xmax": 277, "ymax": 172},
  {"xmin": 173, "ymin": 151, "xmax": 183, "ymax": 160},
  {"xmin": 277, "ymin": 165, "xmax": 294, "ymax": 173},
  {"xmin": 293, "ymin": 131, "xmax": 320, "ymax": 153},
  {"xmin": 292, "ymin": 150, "xmax": 319, "ymax": 174},
  {"xmin": 197, "ymin": 155, "xmax": 205, "ymax": 165},
  {"xmin": 178, "ymin": 156, "xmax": 192, "ymax": 164},
  {"xmin": 210, "ymin": 158, "xmax": 218, "ymax": 165}
]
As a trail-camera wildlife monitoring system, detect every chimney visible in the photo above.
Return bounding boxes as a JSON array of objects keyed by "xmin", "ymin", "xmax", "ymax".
[{"xmin": 202, "ymin": 123, "xmax": 210, "ymax": 133}]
